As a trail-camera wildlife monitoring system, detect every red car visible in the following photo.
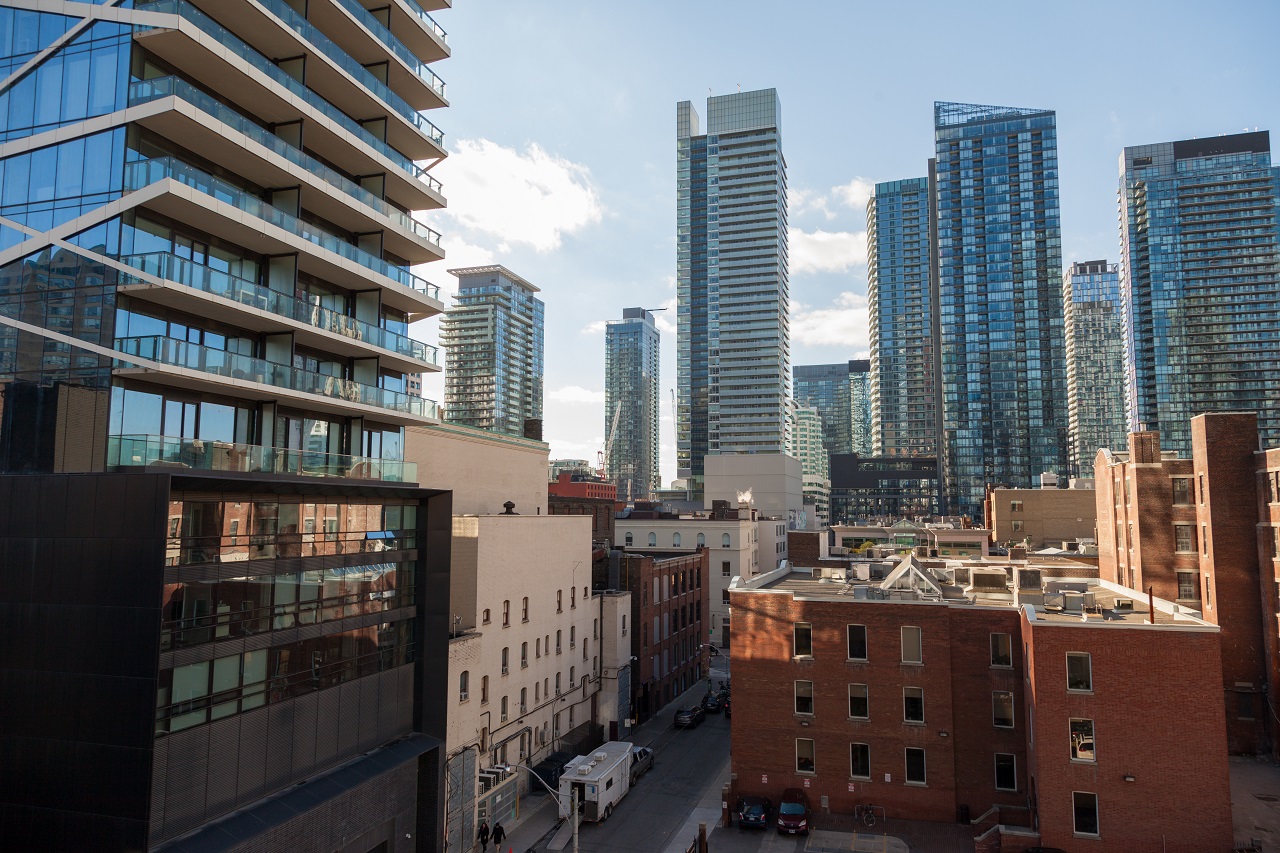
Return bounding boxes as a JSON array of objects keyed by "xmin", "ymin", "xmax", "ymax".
[{"xmin": 776, "ymin": 787, "xmax": 811, "ymax": 835}]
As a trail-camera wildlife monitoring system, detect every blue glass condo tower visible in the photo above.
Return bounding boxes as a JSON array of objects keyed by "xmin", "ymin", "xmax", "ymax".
[
  {"xmin": 605, "ymin": 306, "xmax": 660, "ymax": 501},
  {"xmin": 933, "ymin": 102, "xmax": 1068, "ymax": 518}
]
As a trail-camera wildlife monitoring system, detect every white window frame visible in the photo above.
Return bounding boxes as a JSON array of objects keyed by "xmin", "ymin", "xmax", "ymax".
[
  {"xmin": 848, "ymin": 683, "xmax": 868, "ymax": 720},
  {"xmin": 1072, "ymin": 791, "xmax": 1100, "ymax": 837},
  {"xmin": 1066, "ymin": 652, "xmax": 1092, "ymax": 692},
  {"xmin": 901, "ymin": 626, "xmax": 923, "ymax": 664}
]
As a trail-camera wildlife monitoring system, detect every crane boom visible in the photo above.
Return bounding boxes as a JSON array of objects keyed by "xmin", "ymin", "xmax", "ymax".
[{"xmin": 598, "ymin": 401, "xmax": 622, "ymax": 479}]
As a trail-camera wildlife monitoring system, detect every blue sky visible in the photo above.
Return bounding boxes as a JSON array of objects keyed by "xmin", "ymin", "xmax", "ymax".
[{"xmin": 413, "ymin": 0, "xmax": 1280, "ymax": 485}]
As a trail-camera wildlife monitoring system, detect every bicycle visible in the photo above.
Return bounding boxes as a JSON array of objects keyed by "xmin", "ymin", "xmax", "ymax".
[{"xmin": 853, "ymin": 803, "xmax": 880, "ymax": 827}]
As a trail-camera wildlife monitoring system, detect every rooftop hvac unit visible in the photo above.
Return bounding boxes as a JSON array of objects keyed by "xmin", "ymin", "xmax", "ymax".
[
  {"xmin": 1114, "ymin": 598, "xmax": 1134, "ymax": 611},
  {"xmin": 577, "ymin": 764, "xmax": 592, "ymax": 775},
  {"xmin": 852, "ymin": 586, "xmax": 870, "ymax": 600},
  {"xmin": 1062, "ymin": 592, "xmax": 1084, "ymax": 613},
  {"xmin": 1016, "ymin": 568, "xmax": 1043, "ymax": 590}
]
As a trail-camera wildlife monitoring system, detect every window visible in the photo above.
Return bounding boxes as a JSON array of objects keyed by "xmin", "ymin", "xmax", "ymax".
[
  {"xmin": 593, "ymin": 618, "xmax": 598, "ymax": 639},
  {"xmin": 901, "ymin": 626, "xmax": 922, "ymax": 664},
  {"xmin": 521, "ymin": 642, "xmax": 528, "ymax": 668},
  {"xmin": 1070, "ymin": 718, "xmax": 1095, "ymax": 761},
  {"xmin": 1011, "ymin": 520, "xmax": 1024, "ymax": 533},
  {"xmin": 482, "ymin": 608, "xmax": 491, "ymax": 624},
  {"xmin": 847, "ymin": 624, "xmax": 867, "ymax": 660},
  {"xmin": 556, "ymin": 630, "xmax": 562, "ymax": 654},
  {"xmin": 848, "ymin": 684, "xmax": 868, "ymax": 719},
  {"xmin": 793, "ymin": 622, "xmax": 813, "ymax": 657},
  {"xmin": 502, "ymin": 600, "xmax": 510, "ymax": 627},
  {"xmin": 648, "ymin": 532, "xmax": 657, "ymax": 547},
  {"xmin": 722, "ymin": 533, "xmax": 731, "ymax": 548},
  {"xmin": 1198, "ymin": 473, "xmax": 1205, "ymax": 504},
  {"xmin": 903, "ymin": 687, "xmax": 924, "ymax": 722},
  {"xmin": 990, "ymin": 633, "xmax": 1012, "ymax": 667},
  {"xmin": 992, "ymin": 691, "xmax": 1014, "ymax": 728},
  {"xmin": 569, "ymin": 666, "xmax": 575, "ymax": 687},
  {"xmin": 459, "ymin": 670, "xmax": 469, "ymax": 701},
  {"xmin": 1174, "ymin": 524, "xmax": 1195, "ymax": 553},
  {"xmin": 481, "ymin": 675, "xmax": 489, "ymax": 704},
  {"xmin": 625, "ymin": 532, "xmax": 633, "ymax": 546},
  {"xmin": 1066, "ymin": 653, "xmax": 1092, "ymax": 692},
  {"xmin": 796, "ymin": 738, "xmax": 815, "ymax": 773},
  {"xmin": 571, "ymin": 586, "xmax": 576, "ymax": 608},
  {"xmin": 557, "ymin": 590, "xmax": 563, "ymax": 613},
  {"xmin": 555, "ymin": 672, "xmax": 561, "ymax": 695},
  {"xmin": 1172, "ymin": 477, "xmax": 1192, "ymax": 505},
  {"xmin": 673, "ymin": 532, "xmax": 681, "ymax": 547},
  {"xmin": 697, "ymin": 533, "xmax": 705, "ymax": 547},
  {"xmin": 522, "ymin": 597, "xmax": 529, "ymax": 622},
  {"xmin": 722, "ymin": 588, "xmax": 729, "ymax": 604},
  {"xmin": 1201, "ymin": 522, "xmax": 1209, "ymax": 555},
  {"xmin": 850, "ymin": 743, "xmax": 870, "ymax": 779},
  {"xmin": 1010, "ymin": 500, "xmax": 1023, "ymax": 513},
  {"xmin": 520, "ymin": 687, "xmax": 527, "ymax": 714},
  {"xmin": 622, "ymin": 615, "xmax": 628, "ymax": 635},
  {"xmin": 1177, "ymin": 571, "xmax": 1199, "ymax": 601},
  {"xmin": 904, "ymin": 747, "xmax": 926, "ymax": 785},
  {"xmin": 795, "ymin": 680, "xmax": 814, "ymax": 714},
  {"xmin": 994, "ymin": 753, "xmax": 1016, "ymax": 791},
  {"xmin": 722, "ymin": 560, "xmax": 731, "ymax": 577},
  {"xmin": 500, "ymin": 695, "xmax": 508, "ymax": 722},
  {"xmin": 501, "ymin": 647, "xmax": 509, "ymax": 675},
  {"xmin": 536, "ymin": 638, "xmax": 541, "ymax": 658},
  {"xmin": 1238, "ymin": 691, "xmax": 1255, "ymax": 720},
  {"xmin": 570, "ymin": 626, "xmax": 576, "ymax": 649},
  {"xmin": 1072, "ymin": 792, "xmax": 1099, "ymax": 836}
]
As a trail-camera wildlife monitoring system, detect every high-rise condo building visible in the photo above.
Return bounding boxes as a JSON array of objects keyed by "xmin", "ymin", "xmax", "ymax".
[
  {"xmin": 1118, "ymin": 131, "xmax": 1280, "ymax": 455},
  {"xmin": 676, "ymin": 88, "xmax": 789, "ymax": 499},
  {"xmin": 867, "ymin": 177, "xmax": 939, "ymax": 457},
  {"xmin": 1063, "ymin": 260, "xmax": 1126, "ymax": 477},
  {"xmin": 793, "ymin": 360, "xmax": 872, "ymax": 457},
  {"xmin": 933, "ymin": 102, "xmax": 1068, "ymax": 518},
  {"xmin": 787, "ymin": 403, "xmax": 830, "ymax": 526},
  {"xmin": 0, "ymin": 1, "xmax": 454, "ymax": 850},
  {"xmin": 605, "ymin": 306, "xmax": 660, "ymax": 501},
  {"xmin": 441, "ymin": 265, "xmax": 545, "ymax": 437}
]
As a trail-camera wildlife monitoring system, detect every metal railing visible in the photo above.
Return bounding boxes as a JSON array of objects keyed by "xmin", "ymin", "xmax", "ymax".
[{"xmin": 334, "ymin": 0, "xmax": 446, "ymax": 89}]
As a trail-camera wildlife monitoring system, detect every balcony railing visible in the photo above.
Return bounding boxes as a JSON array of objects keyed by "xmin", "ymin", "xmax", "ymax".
[
  {"xmin": 114, "ymin": 334, "xmax": 438, "ymax": 418},
  {"xmin": 136, "ymin": 1, "xmax": 445, "ymax": 164},
  {"xmin": 333, "ymin": 0, "xmax": 447, "ymax": 92},
  {"xmin": 109, "ymin": 433, "xmax": 418, "ymax": 482},
  {"xmin": 121, "ymin": 251, "xmax": 439, "ymax": 366},
  {"xmin": 396, "ymin": 0, "xmax": 448, "ymax": 43},
  {"xmin": 129, "ymin": 77, "xmax": 443, "ymax": 241},
  {"xmin": 124, "ymin": 156, "xmax": 440, "ymax": 300}
]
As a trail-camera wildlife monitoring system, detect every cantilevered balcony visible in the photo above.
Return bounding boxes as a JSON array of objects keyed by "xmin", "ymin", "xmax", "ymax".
[
  {"xmin": 128, "ymin": 77, "xmax": 443, "ymax": 262},
  {"xmin": 361, "ymin": 0, "xmax": 449, "ymax": 64},
  {"xmin": 123, "ymin": 157, "xmax": 443, "ymax": 316},
  {"xmin": 114, "ymin": 334, "xmax": 438, "ymax": 423},
  {"xmin": 314, "ymin": 0, "xmax": 448, "ymax": 91},
  {"xmin": 132, "ymin": 1, "xmax": 447, "ymax": 169},
  {"xmin": 117, "ymin": 252, "xmax": 440, "ymax": 373},
  {"xmin": 108, "ymin": 434, "xmax": 417, "ymax": 483}
]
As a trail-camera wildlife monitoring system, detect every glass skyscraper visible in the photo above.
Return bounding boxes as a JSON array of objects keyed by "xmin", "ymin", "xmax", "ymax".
[
  {"xmin": 933, "ymin": 102, "xmax": 1068, "ymax": 518},
  {"xmin": 793, "ymin": 360, "xmax": 871, "ymax": 457},
  {"xmin": 0, "ymin": 2, "xmax": 453, "ymax": 849},
  {"xmin": 1063, "ymin": 260, "xmax": 1126, "ymax": 477},
  {"xmin": 605, "ymin": 306, "xmax": 660, "ymax": 501},
  {"xmin": 676, "ymin": 89, "xmax": 789, "ymax": 498},
  {"xmin": 441, "ymin": 265, "xmax": 545, "ymax": 437},
  {"xmin": 867, "ymin": 177, "xmax": 938, "ymax": 457},
  {"xmin": 1118, "ymin": 131, "xmax": 1280, "ymax": 454},
  {"xmin": 788, "ymin": 403, "xmax": 830, "ymax": 526}
]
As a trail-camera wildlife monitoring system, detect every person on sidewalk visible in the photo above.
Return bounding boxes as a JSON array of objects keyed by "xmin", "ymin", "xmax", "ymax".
[
  {"xmin": 477, "ymin": 820, "xmax": 490, "ymax": 852},
  {"xmin": 491, "ymin": 821, "xmax": 506, "ymax": 849}
]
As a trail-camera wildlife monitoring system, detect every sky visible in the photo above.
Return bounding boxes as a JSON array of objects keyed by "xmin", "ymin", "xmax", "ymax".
[{"xmin": 411, "ymin": 0, "xmax": 1280, "ymax": 486}]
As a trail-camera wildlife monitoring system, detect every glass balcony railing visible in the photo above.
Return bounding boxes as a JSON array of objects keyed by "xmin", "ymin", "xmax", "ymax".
[
  {"xmin": 396, "ymin": 0, "xmax": 448, "ymax": 44},
  {"xmin": 121, "ymin": 251, "xmax": 439, "ymax": 366},
  {"xmin": 108, "ymin": 433, "xmax": 418, "ymax": 482},
  {"xmin": 333, "ymin": 0, "xmax": 446, "ymax": 92},
  {"xmin": 129, "ymin": 77, "xmax": 443, "ymax": 244},
  {"xmin": 114, "ymin": 335, "xmax": 438, "ymax": 418},
  {"xmin": 124, "ymin": 156, "xmax": 441, "ymax": 300},
  {"xmin": 135, "ymin": 1, "xmax": 446, "ymax": 172}
]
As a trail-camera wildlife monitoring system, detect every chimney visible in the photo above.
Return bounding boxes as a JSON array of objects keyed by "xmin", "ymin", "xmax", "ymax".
[
  {"xmin": 1128, "ymin": 431, "xmax": 1161, "ymax": 464},
  {"xmin": 608, "ymin": 550, "xmax": 621, "ymax": 590}
]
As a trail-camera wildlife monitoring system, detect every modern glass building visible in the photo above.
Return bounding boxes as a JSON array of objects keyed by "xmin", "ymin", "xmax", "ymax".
[
  {"xmin": 793, "ymin": 360, "xmax": 871, "ymax": 457},
  {"xmin": 1118, "ymin": 131, "xmax": 1280, "ymax": 455},
  {"xmin": 440, "ymin": 265, "xmax": 544, "ymax": 437},
  {"xmin": 0, "ymin": 2, "xmax": 454, "ymax": 849},
  {"xmin": 676, "ymin": 89, "xmax": 789, "ymax": 499},
  {"xmin": 933, "ymin": 102, "xmax": 1068, "ymax": 518},
  {"xmin": 1063, "ymin": 260, "xmax": 1126, "ymax": 477},
  {"xmin": 605, "ymin": 306, "xmax": 659, "ymax": 501},
  {"xmin": 788, "ymin": 403, "xmax": 830, "ymax": 526},
  {"xmin": 867, "ymin": 177, "xmax": 939, "ymax": 458}
]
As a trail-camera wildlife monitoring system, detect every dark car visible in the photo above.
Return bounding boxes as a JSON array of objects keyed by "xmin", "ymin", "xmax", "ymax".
[
  {"xmin": 737, "ymin": 796, "xmax": 772, "ymax": 830},
  {"xmin": 673, "ymin": 706, "xmax": 706, "ymax": 728},
  {"xmin": 701, "ymin": 692, "xmax": 723, "ymax": 713},
  {"xmin": 776, "ymin": 787, "xmax": 812, "ymax": 835},
  {"xmin": 629, "ymin": 746, "xmax": 654, "ymax": 785},
  {"xmin": 723, "ymin": 697, "xmax": 732, "ymax": 718}
]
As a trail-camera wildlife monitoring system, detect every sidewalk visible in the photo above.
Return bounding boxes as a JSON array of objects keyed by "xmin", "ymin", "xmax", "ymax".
[{"xmin": 499, "ymin": 675, "xmax": 728, "ymax": 853}]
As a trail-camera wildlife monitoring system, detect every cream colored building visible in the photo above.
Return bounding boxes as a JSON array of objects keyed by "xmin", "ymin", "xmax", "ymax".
[
  {"xmin": 704, "ymin": 452, "xmax": 805, "ymax": 524},
  {"xmin": 407, "ymin": 421, "xmax": 549, "ymax": 516},
  {"xmin": 597, "ymin": 590, "xmax": 635, "ymax": 740}
]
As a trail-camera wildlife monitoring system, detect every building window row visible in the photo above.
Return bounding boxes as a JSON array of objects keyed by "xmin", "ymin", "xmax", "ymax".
[{"xmin": 801, "ymin": 623, "xmax": 930, "ymax": 665}]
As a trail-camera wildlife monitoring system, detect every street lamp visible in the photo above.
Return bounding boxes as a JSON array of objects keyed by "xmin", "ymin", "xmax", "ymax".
[{"xmin": 511, "ymin": 764, "xmax": 579, "ymax": 853}]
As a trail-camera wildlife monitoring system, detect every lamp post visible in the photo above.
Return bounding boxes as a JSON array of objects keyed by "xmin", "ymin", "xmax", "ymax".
[{"xmin": 512, "ymin": 764, "xmax": 578, "ymax": 853}]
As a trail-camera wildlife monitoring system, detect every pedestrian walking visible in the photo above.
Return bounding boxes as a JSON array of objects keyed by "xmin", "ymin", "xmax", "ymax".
[
  {"xmin": 491, "ymin": 821, "xmax": 505, "ymax": 849},
  {"xmin": 476, "ymin": 820, "xmax": 490, "ymax": 852}
]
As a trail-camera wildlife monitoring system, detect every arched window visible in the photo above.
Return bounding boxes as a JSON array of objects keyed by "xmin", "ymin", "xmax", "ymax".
[
  {"xmin": 459, "ymin": 670, "xmax": 469, "ymax": 701},
  {"xmin": 697, "ymin": 533, "xmax": 705, "ymax": 547},
  {"xmin": 648, "ymin": 532, "xmax": 657, "ymax": 547},
  {"xmin": 625, "ymin": 532, "xmax": 633, "ymax": 546},
  {"xmin": 722, "ymin": 533, "xmax": 731, "ymax": 548},
  {"xmin": 673, "ymin": 532, "xmax": 682, "ymax": 547}
]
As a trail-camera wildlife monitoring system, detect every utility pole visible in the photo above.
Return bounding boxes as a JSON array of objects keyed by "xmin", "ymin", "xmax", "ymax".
[{"xmin": 572, "ymin": 785, "xmax": 579, "ymax": 853}]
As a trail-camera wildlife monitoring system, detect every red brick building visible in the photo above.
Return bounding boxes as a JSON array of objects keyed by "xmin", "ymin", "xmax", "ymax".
[
  {"xmin": 548, "ymin": 471, "xmax": 617, "ymax": 501},
  {"xmin": 729, "ymin": 563, "xmax": 1233, "ymax": 851},
  {"xmin": 547, "ymin": 493, "xmax": 617, "ymax": 547},
  {"xmin": 1259, "ymin": 445, "xmax": 1280, "ymax": 759},
  {"xmin": 1095, "ymin": 413, "xmax": 1271, "ymax": 755}
]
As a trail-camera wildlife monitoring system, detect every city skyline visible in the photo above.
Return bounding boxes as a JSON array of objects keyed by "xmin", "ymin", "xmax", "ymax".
[{"xmin": 414, "ymin": 0, "xmax": 1280, "ymax": 488}]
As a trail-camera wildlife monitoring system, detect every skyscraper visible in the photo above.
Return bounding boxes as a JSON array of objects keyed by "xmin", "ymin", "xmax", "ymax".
[
  {"xmin": 849, "ymin": 359, "xmax": 873, "ymax": 455},
  {"xmin": 605, "ymin": 306, "xmax": 660, "ymax": 500},
  {"xmin": 0, "ymin": 1, "xmax": 453, "ymax": 849},
  {"xmin": 1063, "ymin": 260, "xmax": 1126, "ymax": 477},
  {"xmin": 788, "ymin": 403, "xmax": 830, "ymax": 526},
  {"xmin": 1118, "ymin": 131, "xmax": 1280, "ymax": 455},
  {"xmin": 933, "ymin": 102, "xmax": 1068, "ymax": 517},
  {"xmin": 793, "ymin": 360, "xmax": 871, "ymax": 457},
  {"xmin": 676, "ymin": 89, "xmax": 789, "ymax": 499},
  {"xmin": 867, "ymin": 177, "xmax": 940, "ymax": 457},
  {"xmin": 441, "ymin": 265, "xmax": 545, "ymax": 437}
]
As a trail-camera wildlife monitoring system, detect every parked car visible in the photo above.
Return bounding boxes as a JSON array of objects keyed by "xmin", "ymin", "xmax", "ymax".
[
  {"xmin": 629, "ymin": 746, "xmax": 654, "ymax": 784},
  {"xmin": 723, "ymin": 698, "xmax": 732, "ymax": 718},
  {"xmin": 701, "ymin": 692, "xmax": 723, "ymax": 713},
  {"xmin": 673, "ymin": 706, "xmax": 706, "ymax": 728},
  {"xmin": 776, "ymin": 787, "xmax": 812, "ymax": 835},
  {"xmin": 737, "ymin": 796, "xmax": 772, "ymax": 830}
]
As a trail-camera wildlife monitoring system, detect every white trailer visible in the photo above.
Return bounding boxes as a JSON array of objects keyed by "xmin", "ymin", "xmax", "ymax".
[{"xmin": 557, "ymin": 741, "xmax": 633, "ymax": 822}]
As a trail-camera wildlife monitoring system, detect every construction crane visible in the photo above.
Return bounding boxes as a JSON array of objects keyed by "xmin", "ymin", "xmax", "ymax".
[{"xmin": 597, "ymin": 400, "xmax": 622, "ymax": 479}]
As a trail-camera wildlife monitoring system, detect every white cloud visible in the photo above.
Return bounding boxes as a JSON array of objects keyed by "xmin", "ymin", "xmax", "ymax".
[
  {"xmin": 791, "ymin": 188, "xmax": 835, "ymax": 221},
  {"xmin": 792, "ymin": 291, "xmax": 871, "ymax": 350},
  {"xmin": 434, "ymin": 138, "xmax": 603, "ymax": 252},
  {"xmin": 580, "ymin": 320, "xmax": 610, "ymax": 335},
  {"xmin": 789, "ymin": 228, "xmax": 868, "ymax": 275},
  {"xmin": 830, "ymin": 177, "xmax": 875, "ymax": 211},
  {"xmin": 548, "ymin": 385, "xmax": 606, "ymax": 405}
]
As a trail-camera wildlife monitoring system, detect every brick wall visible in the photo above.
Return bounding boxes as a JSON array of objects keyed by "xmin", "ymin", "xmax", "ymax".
[{"xmin": 1258, "ymin": 447, "xmax": 1280, "ymax": 759}]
